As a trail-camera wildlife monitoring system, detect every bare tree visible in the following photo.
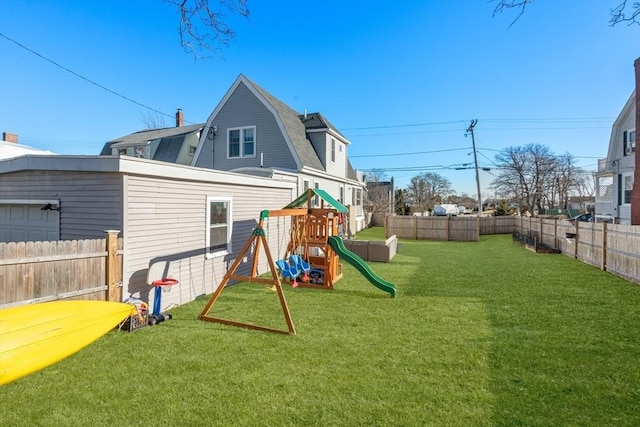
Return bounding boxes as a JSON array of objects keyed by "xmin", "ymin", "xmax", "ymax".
[
  {"xmin": 492, "ymin": 145, "xmax": 594, "ymax": 212},
  {"xmin": 491, "ymin": 0, "xmax": 639, "ymax": 27},
  {"xmin": 139, "ymin": 110, "xmax": 168, "ymax": 129},
  {"xmin": 395, "ymin": 189, "xmax": 410, "ymax": 215},
  {"xmin": 365, "ymin": 169, "xmax": 394, "ymax": 213},
  {"xmin": 165, "ymin": 0, "xmax": 250, "ymax": 59},
  {"xmin": 406, "ymin": 172, "xmax": 454, "ymax": 213}
]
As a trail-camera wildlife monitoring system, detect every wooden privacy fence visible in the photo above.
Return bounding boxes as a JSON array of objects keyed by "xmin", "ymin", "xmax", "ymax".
[
  {"xmin": 385, "ymin": 215, "xmax": 515, "ymax": 241},
  {"xmin": 514, "ymin": 217, "xmax": 640, "ymax": 285},
  {"xmin": 0, "ymin": 230, "xmax": 123, "ymax": 308},
  {"xmin": 383, "ymin": 214, "xmax": 639, "ymax": 285}
]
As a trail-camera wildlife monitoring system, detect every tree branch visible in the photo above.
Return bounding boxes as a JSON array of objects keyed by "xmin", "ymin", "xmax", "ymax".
[
  {"xmin": 490, "ymin": 0, "xmax": 533, "ymax": 28},
  {"xmin": 610, "ymin": 0, "xmax": 640, "ymax": 26},
  {"xmin": 166, "ymin": 0, "xmax": 250, "ymax": 60}
]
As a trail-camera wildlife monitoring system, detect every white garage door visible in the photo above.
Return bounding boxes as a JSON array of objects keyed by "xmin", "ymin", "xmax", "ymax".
[{"xmin": 0, "ymin": 203, "xmax": 60, "ymax": 243}]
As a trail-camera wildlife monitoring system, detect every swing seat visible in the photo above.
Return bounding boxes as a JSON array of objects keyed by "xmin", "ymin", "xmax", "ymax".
[
  {"xmin": 289, "ymin": 255, "xmax": 310, "ymax": 283},
  {"xmin": 276, "ymin": 259, "xmax": 299, "ymax": 287},
  {"xmin": 289, "ymin": 255, "xmax": 310, "ymax": 273}
]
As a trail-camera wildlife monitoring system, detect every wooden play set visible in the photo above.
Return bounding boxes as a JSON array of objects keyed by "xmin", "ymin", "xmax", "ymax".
[{"xmin": 199, "ymin": 188, "xmax": 348, "ymax": 335}]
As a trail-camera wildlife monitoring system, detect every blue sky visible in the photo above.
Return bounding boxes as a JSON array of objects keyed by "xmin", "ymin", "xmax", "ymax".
[{"xmin": 0, "ymin": 0, "xmax": 638, "ymax": 196}]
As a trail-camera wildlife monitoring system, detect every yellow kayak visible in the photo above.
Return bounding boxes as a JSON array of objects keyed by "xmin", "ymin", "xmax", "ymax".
[{"xmin": 0, "ymin": 300, "xmax": 134, "ymax": 386}]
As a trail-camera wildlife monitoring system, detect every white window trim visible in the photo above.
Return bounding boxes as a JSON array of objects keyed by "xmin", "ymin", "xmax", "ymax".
[
  {"xmin": 206, "ymin": 196, "xmax": 232, "ymax": 259},
  {"xmin": 621, "ymin": 172, "xmax": 634, "ymax": 206},
  {"xmin": 331, "ymin": 138, "xmax": 336, "ymax": 163},
  {"xmin": 227, "ymin": 126, "xmax": 256, "ymax": 159}
]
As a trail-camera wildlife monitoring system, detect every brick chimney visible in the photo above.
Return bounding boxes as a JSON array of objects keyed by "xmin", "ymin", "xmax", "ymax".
[
  {"xmin": 176, "ymin": 108, "xmax": 184, "ymax": 127},
  {"xmin": 632, "ymin": 57, "xmax": 640, "ymax": 225},
  {"xmin": 2, "ymin": 132, "xmax": 18, "ymax": 143}
]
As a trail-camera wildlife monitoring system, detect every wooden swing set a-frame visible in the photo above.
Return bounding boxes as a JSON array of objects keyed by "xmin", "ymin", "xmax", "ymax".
[{"xmin": 199, "ymin": 208, "xmax": 307, "ymax": 335}]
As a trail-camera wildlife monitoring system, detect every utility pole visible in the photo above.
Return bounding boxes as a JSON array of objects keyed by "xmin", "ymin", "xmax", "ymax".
[{"xmin": 466, "ymin": 119, "xmax": 482, "ymax": 216}]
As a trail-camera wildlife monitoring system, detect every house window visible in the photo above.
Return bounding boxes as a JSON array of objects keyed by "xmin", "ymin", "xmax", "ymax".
[
  {"xmin": 118, "ymin": 148, "xmax": 127, "ymax": 156},
  {"xmin": 624, "ymin": 130, "xmax": 636, "ymax": 156},
  {"xmin": 303, "ymin": 179, "xmax": 309, "ymax": 193},
  {"xmin": 228, "ymin": 126, "xmax": 256, "ymax": 158},
  {"xmin": 206, "ymin": 197, "xmax": 232, "ymax": 257},
  {"xmin": 331, "ymin": 138, "xmax": 336, "ymax": 163},
  {"xmin": 356, "ymin": 189, "xmax": 362, "ymax": 206},
  {"xmin": 188, "ymin": 146, "xmax": 197, "ymax": 156},
  {"xmin": 314, "ymin": 182, "xmax": 320, "ymax": 206},
  {"xmin": 622, "ymin": 173, "xmax": 634, "ymax": 205},
  {"xmin": 339, "ymin": 186, "xmax": 344, "ymax": 204}
]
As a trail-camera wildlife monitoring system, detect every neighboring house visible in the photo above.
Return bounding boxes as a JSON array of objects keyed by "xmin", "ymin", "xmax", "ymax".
[
  {"xmin": 101, "ymin": 109, "xmax": 204, "ymax": 166},
  {"xmin": 1, "ymin": 132, "xmax": 54, "ymax": 160},
  {"xmin": 191, "ymin": 74, "xmax": 368, "ymax": 231},
  {"xmin": 567, "ymin": 196, "xmax": 595, "ymax": 213},
  {"xmin": 0, "ymin": 155, "xmax": 296, "ymax": 313},
  {"xmin": 596, "ymin": 90, "xmax": 635, "ymax": 225}
]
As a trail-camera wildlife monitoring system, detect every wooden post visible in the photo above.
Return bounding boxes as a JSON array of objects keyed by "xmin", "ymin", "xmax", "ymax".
[
  {"xmin": 554, "ymin": 219, "xmax": 558, "ymax": 250},
  {"xmin": 104, "ymin": 230, "xmax": 121, "ymax": 302},
  {"xmin": 601, "ymin": 222, "xmax": 608, "ymax": 271},
  {"xmin": 573, "ymin": 221, "xmax": 579, "ymax": 259},
  {"xmin": 539, "ymin": 218, "xmax": 543, "ymax": 245},
  {"xmin": 414, "ymin": 215, "xmax": 418, "ymax": 240},
  {"xmin": 384, "ymin": 214, "xmax": 389, "ymax": 238},
  {"xmin": 445, "ymin": 216, "xmax": 450, "ymax": 241}
]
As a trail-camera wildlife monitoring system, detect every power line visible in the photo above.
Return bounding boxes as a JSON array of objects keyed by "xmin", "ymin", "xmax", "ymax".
[
  {"xmin": 341, "ymin": 120, "xmax": 467, "ymax": 131},
  {"xmin": 350, "ymin": 147, "xmax": 470, "ymax": 158},
  {"xmin": 0, "ymin": 32, "xmax": 183, "ymax": 123}
]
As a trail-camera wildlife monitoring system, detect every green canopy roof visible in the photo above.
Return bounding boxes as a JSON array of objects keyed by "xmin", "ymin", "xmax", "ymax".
[{"xmin": 284, "ymin": 188, "xmax": 348, "ymax": 213}]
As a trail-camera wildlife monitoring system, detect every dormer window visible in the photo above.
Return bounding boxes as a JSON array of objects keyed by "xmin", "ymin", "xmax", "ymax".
[{"xmin": 228, "ymin": 126, "xmax": 256, "ymax": 158}]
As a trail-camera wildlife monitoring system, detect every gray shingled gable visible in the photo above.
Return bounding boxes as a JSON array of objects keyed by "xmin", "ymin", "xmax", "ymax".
[
  {"xmin": 100, "ymin": 124, "xmax": 203, "ymax": 155},
  {"xmin": 153, "ymin": 135, "xmax": 185, "ymax": 163},
  {"xmin": 241, "ymin": 76, "xmax": 325, "ymax": 172}
]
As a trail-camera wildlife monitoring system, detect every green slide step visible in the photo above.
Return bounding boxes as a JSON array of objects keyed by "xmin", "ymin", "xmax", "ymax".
[{"xmin": 327, "ymin": 236, "xmax": 397, "ymax": 298}]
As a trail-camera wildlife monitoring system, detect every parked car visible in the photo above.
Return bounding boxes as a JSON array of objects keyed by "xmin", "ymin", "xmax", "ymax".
[{"xmin": 568, "ymin": 213, "xmax": 593, "ymax": 222}]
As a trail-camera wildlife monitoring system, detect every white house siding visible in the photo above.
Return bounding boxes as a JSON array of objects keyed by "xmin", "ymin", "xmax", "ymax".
[
  {"xmin": 123, "ymin": 174, "xmax": 294, "ymax": 313},
  {"xmin": 606, "ymin": 93, "xmax": 636, "ymax": 224},
  {"xmin": 0, "ymin": 170, "xmax": 123, "ymax": 240},
  {"xmin": 195, "ymin": 82, "xmax": 297, "ymax": 172},
  {"xmin": 325, "ymin": 135, "xmax": 348, "ymax": 179}
]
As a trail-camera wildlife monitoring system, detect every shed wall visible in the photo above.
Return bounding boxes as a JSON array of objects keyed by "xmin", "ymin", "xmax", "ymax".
[
  {"xmin": 123, "ymin": 174, "xmax": 294, "ymax": 312},
  {"xmin": 0, "ymin": 170, "xmax": 123, "ymax": 240}
]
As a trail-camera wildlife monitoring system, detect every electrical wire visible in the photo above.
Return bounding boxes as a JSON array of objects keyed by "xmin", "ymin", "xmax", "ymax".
[{"xmin": 0, "ymin": 32, "xmax": 185, "ymax": 123}]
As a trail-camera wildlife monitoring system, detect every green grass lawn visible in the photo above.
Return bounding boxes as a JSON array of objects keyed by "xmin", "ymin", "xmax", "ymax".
[{"xmin": 2, "ymin": 231, "xmax": 639, "ymax": 426}]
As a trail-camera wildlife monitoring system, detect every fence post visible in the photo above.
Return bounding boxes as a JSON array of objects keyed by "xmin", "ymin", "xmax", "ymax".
[
  {"xmin": 384, "ymin": 214, "xmax": 389, "ymax": 238},
  {"xmin": 444, "ymin": 216, "xmax": 449, "ymax": 241},
  {"xmin": 554, "ymin": 219, "xmax": 558, "ymax": 249},
  {"xmin": 104, "ymin": 230, "xmax": 121, "ymax": 302},
  {"xmin": 414, "ymin": 216, "xmax": 418, "ymax": 240},
  {"xmin": 539, "ymin": 218, "xmax": 543, "ymax": 244},
  {"xmin": 602, "ymin": 222, "xmax": 607, "ymax": 271},
  {"xmin": 573, "ymin": 221, "xmax": 579, "ymax": 259}
]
